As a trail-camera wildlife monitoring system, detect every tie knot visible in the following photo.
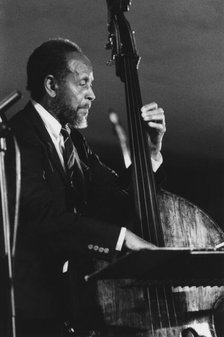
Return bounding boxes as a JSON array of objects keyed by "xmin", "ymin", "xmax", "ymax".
[{"xmin": 61, "ymin": 127, "xmax": 70, "ymax": 141}]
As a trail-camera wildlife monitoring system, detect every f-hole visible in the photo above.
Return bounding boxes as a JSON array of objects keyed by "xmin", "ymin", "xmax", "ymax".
[
  {"xmin": 214, "ymin": 297, "xmax": 224, "ymax": 337},
  {"xmin": 181, "ymin": 327, "xmax": 199, "ymax": 337}
]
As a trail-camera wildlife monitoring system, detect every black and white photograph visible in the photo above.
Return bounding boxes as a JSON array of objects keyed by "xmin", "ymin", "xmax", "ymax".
[{"xmin": 1, "ymin": 1, "xmax": 224, "ymax": 336}]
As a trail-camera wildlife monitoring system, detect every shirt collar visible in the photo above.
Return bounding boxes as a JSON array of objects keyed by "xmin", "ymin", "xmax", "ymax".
[{"xmin": 31, "ymin": 99, "xmax": 62, "ymax": 140}]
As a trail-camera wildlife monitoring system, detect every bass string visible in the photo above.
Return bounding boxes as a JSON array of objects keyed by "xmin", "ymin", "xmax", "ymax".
[
  {"xmin": 123, "ymin": 56, "xmax": 179, "ymax": 330},
  {"xmin": 123, "ymin": 57, "xmax": 161, "ymax": 333},
  {"xmin": 124, "ymin": 57, "xmax": 161, "ymax": 243}
]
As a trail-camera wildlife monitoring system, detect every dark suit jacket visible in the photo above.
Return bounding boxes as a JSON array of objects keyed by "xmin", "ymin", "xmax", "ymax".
[{"xmin": 6, "ymin": 102, "xmax": 134, "ymax": 325}]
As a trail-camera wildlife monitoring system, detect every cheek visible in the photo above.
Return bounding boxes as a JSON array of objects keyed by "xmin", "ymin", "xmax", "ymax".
[{"xmin": 67, "ymin": 88, "xmax": 83, "ymax": 107}]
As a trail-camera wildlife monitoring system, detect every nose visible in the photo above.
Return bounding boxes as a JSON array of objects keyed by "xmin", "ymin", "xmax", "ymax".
[{"xmin": 86, "ymin": 86, "xmax": 96, "ymax": 102}]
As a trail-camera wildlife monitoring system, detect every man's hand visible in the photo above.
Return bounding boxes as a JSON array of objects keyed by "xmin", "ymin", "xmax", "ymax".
[
  {"xmin": 124, "ymin": 229, "xmax": 157, "ymax": 251},
  {"xmin": 141, "ymin": 102, "xmax": 166, "ymax": 161}
]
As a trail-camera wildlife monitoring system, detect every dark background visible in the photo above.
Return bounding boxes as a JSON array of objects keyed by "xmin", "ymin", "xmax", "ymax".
[{"xmin": 1, "ymin": 0, "xmax": 224, "ymax": 228}]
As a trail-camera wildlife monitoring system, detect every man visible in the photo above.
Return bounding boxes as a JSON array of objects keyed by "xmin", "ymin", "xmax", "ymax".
[{"xmin": 6, "ymin": 38, "xmax": 166, "ymax": 336}]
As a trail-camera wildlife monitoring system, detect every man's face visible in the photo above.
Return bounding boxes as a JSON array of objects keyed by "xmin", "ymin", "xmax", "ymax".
[{"xmin": 52, "ymin": 53, "xmax": 95, "ymax": 128}]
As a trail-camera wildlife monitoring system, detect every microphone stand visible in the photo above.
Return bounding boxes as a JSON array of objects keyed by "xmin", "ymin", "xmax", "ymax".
[{"xmin": 0, "ymin": 90, "xmax": 22, "ymax": 337}]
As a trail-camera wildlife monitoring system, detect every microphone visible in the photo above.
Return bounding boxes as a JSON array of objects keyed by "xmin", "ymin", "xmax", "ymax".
[{"xmin": 0, "ymin": 90, "xmax": 22, "ymax": 115}]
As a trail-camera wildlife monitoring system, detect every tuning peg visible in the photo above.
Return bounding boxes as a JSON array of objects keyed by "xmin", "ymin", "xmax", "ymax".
[
  {"xmin": 105, "ymin": 42, "xmax": 112, "ymax": 50},
  {"xmin": 106, "ymin": 59, "xmax": 115, "ymax": 66},
  {"xmin": 105, "ymin": 34, "xmax": 114, "ymax": 50}
]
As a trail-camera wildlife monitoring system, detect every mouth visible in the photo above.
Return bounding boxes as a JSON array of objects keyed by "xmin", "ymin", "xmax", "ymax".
[
  {"xmin": 78, "ymin": 108, "xmax": 89, "ymax": 114},
  {"xmin": 77, "ymin": 107, "xmax": 90, "ymax": 118},
  {"xmin": 79, "ymin": 104, "xmax": 91, "ymax": 110}
]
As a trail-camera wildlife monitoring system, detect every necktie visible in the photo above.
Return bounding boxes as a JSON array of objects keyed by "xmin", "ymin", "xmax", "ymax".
[
  {"xmin": 60, "ymin": 127, "xmax": 82, "ymax": 179},
  {"xmin": 61, "ymin": 128, "xmax": 81, "ymax": 171},
  {"xmin": 60, "ymin": 127, "xmax": 85, "ymax": 210}
]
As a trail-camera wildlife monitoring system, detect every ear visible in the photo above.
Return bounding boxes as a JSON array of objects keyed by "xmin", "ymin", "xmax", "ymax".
[{"xmin": 44, "ymin": 75, "xmax": 58, "ymax": 98}]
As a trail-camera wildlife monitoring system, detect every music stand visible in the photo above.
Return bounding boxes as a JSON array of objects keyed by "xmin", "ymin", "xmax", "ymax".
[{"xmin": 85, "ymin": 248, "xmax": 224, "ymax": 287}]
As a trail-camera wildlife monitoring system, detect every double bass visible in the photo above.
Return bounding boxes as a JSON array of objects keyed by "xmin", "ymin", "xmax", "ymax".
[{"xmin": 95, "ymin": 1, "xmax": 224, "ymax": 336}]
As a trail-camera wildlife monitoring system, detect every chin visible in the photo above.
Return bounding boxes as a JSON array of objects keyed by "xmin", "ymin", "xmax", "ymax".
[
  {"xmin": 76, "ymin": 124, "xmax": 88, "ymax": 129},
  {"xmin": 74, "ymin": 119, "xmax": 88, "ymax": 129}
]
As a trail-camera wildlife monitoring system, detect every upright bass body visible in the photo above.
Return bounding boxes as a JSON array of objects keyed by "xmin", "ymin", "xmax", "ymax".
[
  {"xmin": 96, "ymin": 189, "xmax": 224, "ymax": 337},
  {"xmin": 94, "ymin": 1, "xmax": 224, "ymax": 336}
]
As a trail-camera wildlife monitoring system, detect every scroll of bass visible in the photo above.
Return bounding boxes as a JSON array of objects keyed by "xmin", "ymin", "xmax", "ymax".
[{"xmin": 95, "ymin": 1, "xmax": 224, "ymax": 337}]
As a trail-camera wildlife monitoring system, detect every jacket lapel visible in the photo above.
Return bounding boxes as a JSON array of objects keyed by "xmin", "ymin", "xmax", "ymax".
[{"xmin": 24, "ymin": 102, "xmax": 67, "ymax": 182}]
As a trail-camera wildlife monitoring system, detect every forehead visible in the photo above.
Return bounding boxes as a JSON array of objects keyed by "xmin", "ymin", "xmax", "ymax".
[{"xmin": 67, "ymin": 52, "xmax": 93, "ymax": 80}]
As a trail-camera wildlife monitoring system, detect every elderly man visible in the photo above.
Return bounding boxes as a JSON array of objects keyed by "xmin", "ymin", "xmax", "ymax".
[{"xmin": 6, "ymin": 38, "xmax": 166, "ymax": 336}]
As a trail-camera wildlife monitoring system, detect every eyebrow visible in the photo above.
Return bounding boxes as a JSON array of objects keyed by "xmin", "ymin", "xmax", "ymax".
[
  {"xmin": 67, "ymin": 70, "xmax": 92, "ymax": 81},
  {"xmin": 79, "ymin": 74, "xmax": 94, "ymax": 82}
]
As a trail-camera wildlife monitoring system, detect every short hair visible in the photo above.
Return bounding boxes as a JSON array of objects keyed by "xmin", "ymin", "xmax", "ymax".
[{"xmin": 26, "ymin": 38, "xmax": 84, "ymax": 101}]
